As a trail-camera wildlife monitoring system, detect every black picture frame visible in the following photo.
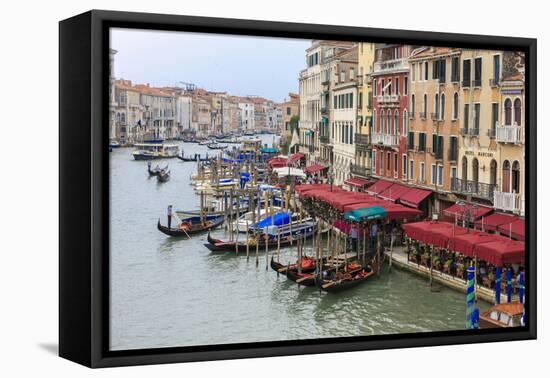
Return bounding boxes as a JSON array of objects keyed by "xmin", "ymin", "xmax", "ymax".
[{"xmin": 59, "ymin": 9, "xmax": 537, "ymax": 368}]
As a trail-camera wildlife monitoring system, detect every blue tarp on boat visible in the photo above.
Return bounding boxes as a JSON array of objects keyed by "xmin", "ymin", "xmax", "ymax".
[{"xmin": 253, "ymin": 212, "xmax": 291, "ymax": 229}]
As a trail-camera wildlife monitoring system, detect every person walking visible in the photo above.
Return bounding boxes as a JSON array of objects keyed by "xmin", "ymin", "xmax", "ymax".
[
  {"xmin": 350, "ymin": 222, "xmax": 359, "ymax": 252},
  {"xmin": 167, "ymin": 205, "xmax": 173, "ymax": 230}
]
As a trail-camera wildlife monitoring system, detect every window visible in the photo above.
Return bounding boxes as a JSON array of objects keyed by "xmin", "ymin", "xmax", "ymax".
[
  {"xmin": 380, "ymin": 151, "xmax": 385, "ymax": 173},
  {"xmin": 512, "ymin": 161, "xmax": 520, "ymax": 193},
  {"xmin": 438, "ymin": 165, "xmax": 444, "ymax": 186},
  {"xmin": 394, "ymin": 153, "xmax": 398, "ymax": 177},
  {"xmin": 358, "ymin": 92, "xmax": 363, "ymax": 108},
  {"xmin": 504, "ymin": 98, "xmax": 512, "ymax": 125},
  {"xmin": 395, "ymin": 78, "xmax": 399, "ymax": 95},
  {"xmin": 372, "ymin": 149, "xmax": 377, "ymax": 170},
  {"xmin": 423, "ymin": 94, "xmax": 427, "ymax": 116},
  {"xmin": 373, "ymin": 109, "xmax": 377, "ymax": 131},
  {"xmin": 373, "ymin": 79, "xmax": 377, "ymax": 96},
  {"xmin": 388, "ymin": 80, "xmax": 392, "ymax": 96},
  {"xmin": 387, "ymin": 152, "xmax": 391, "ymax": 174},
  {"xmin": 449, "ymin": 136, "xmax": 458, "ymax": 161},
  {"xmin": 424, "ymin": 61, "xmax": 429, "ymax": 81},
  {"xmin": 380, "ymin": 110, "xmax": 385, "ymax": 133},
  {"xmin": 453, "ymin": 92, "xmax": 459, "ymax": 120},
  {"xmin": 419, "ymin": 133, "xmax": 426, "ymax": 151},
  {"xmin": 403, "ymin": 111, "xmax": 408, "ymax": 135},
  {"xmin": 463, "ymin": 59, "xmax": 471, "ymax": 85},
  {"xmin": 502, "ymin": 160, "xmax": 511, "ymax": 192},
  {"xmin": 462, "ymin": 156, "xmax": 468, "ymax": 181},
  {"xmin": 491, "ymin": 103, "xmax": 499, "ymax": 132},
  {"xmin": 350, "ymin": 93, "xmax": 354, "ymax": 109},
  {"xmin": 404, "ymin": 77, "xmax": 408, "ymax": 95},
  {"xmin": 420, "ymin": 162, "xmax": 425, "ymax": 183},
  {"xmin": 474, "ymin": 57, "xmax": 482, "ymax": 85},
  {"xmin": 411, "ymin": 94, "xmax": 416, "ymax": 115},
  {"xmin": 434, "ymin": 94, "xmax": 439, "ymax": 117},
  {"xmin": 493, "ymin": 55, "xmax": 500, "ymax": 83},
  {"xmin": 431, "ymin": 164, "xmax": 437, "ymax": 185},
  {"xmin": 350, "ymin": 125, "xmax": 353, "ymax": 144},
  {"xmin": 474, "ymin": 103, "xmax": 481, "ymax": 131},
  {"xmin": 412, "ymin": 63, "xmax": 416, "ymax": 82},
  {"xmin": 440, "ymin": 94, "xmax": 446, "ymax": 120},
  {"xmin": 433, "ymin": 59, "xmax": 446, "ymax": 82},
  {"xmin": 408, "ymin": 131, "xmax": 415, "ymax": 150},
  {"xmin": 381, "ymin": 79, "xmax": 385, "ymax": 95},
  {"xmin": 402, "ymin": 155, "xmax": 407, "ymax": 178},
  {"xmin": 464, "ymin": 104, "xmax": 470, "ymax": 130},
  {"xmin": 394, "ymin": 111, "xmax": 399, "ymax": 135},
  {"xmin": 409, "ymin": 160, "xmax": 414, "ymax": 180},
  {"xmin": 451, "ymin": 166, "xmax": 457, "ymax": 181},
  {"xmin": 387, "ymin": 111, "xmax": 391, "ymax": 135},
  {"xmin": 286, "ymin": 107, "xmax": 291, "ymax": 115},
  {"xmin": 451, "ymin": 57, "xmax": 460, "ymax": 82},
  {"xmin": 514, "ymin": 99, "xmax": 522, "ymax": 126}
]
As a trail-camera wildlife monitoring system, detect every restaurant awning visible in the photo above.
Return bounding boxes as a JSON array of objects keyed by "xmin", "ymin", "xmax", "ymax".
[
  {"xmin": 344, "ymin": 206, "xmax": 387, "ymax": 222},
  {"xmin": 474, "ymin": 212, "xmax": 518, "ymax": 232},
  {"xmin": 447, "ymin": 230, "xmax": 500, "ymax": 257},
  {"xmin": 399, "ymin": 187, "xmax": 432, "ymax": 208},
  {"xmin": 344, "ymin": 177, "xmax": 371, "ymax": 188},
  {"xmin": 304, "ymin": 163, "xmax": 328, "ymax": 174},
  {"xmin": 497, "ymin": 219, "xmax": 525, "ymax": 241},
  {"xmin": 273, "ymin": 167, "xmax": 306, "ymax": 178},
  {"xmin": 295, "ymin": 184, "xmax": 333, "ymax": 195},
  {"xmin": 443, "ymin": 203, "xmax": 492, "ymax": 221},
  {"xmin": 366, "ymin": 179, "xmax": 394, "ymax": 194},
  {"xmin": 403, "ymin": 221, "xmax": 468, "ymax": 248},
  {"xmin": 290, "ymin": 153, "xmax": 305, "ymax": 161},
  {"xmin": 379, "ymin": 183, "xmax": 410, "ymax": 201},
  {"xmin": 475, "ymin": 239, "xmax": 525, "ymax": 267}
]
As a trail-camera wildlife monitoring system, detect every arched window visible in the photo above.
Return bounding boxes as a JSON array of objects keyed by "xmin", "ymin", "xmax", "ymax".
[
  {"xmin": 472, "ymin": 158, "xmax": 479, "ymax": 183},
  {"xmin": 502, "ymin": 160, "xmax": 511, "ymax": 192},
  {"xmin": 380, "ymin": 110, "xmax": 385, "ymax": 134},
  {"xmin": 490, "ymin": 160, "xmax": 497, "ymax": 186},
  {"xmin": 441, "ymin": 93, "xmax": 446, "ymax": 120},
  {"xmin": 461, "ymin": 156, "xmax": 468, "ymax": 181},
  {"xmin": 372, "ymin": 109, "xmax": 377, "ymax": 132},
  {"xmin": 514, "ymin": 99, "xmax": 522, "ymax": 126},
  {"xmin": 512, "ymin": 161, "xmax": 520, "ymax": 193},
  {"xmin": 504, "ymin": 98, "xmax": 512, "ymax": 125},
  {"xmin": 403, "ymin": 110, "xmax": 408, "ymax": 135},
  {"xmin": 387, "ymin": 111, "xmax": 391, "ymax": 135},
  {"xmin": 434, "ymin": 93, "xmax": 439, "ymax": 117},
  {"xmin": 394, "ymin": 110, "xmax": 399, "ymax": 135},
  {"xmin": 453, "ymin": 93, "xmax": 459, "ymax": 119},
  {"xmin": 411, "ymin": 94, "xmax": 415, "ymax": 115},
  {"xmin": 350, "ymin": 124, "xmax": 354, "ymax": 144}
]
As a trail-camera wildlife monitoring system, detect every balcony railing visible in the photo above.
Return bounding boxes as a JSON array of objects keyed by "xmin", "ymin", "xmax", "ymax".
[
  {"xmin": 460, "ymin": 128, "xmax": 480, "ymax": 137},
  {"xmin": 355, "ymin": 133, "xmax": 371, "ymax": 147},
  {"xmin": 372, "ymin": 133, "xmax": 398, "ymax": 146},
  {"xmin": 350, "ymin": 163, "xmax": 372, "ymax": 178},
  {"xmin": 319, "ymin": 135, "xmax": 330, "ymax": 144},
  {"xmin": 495, "ymin": 122, "xmax": 523, "ymax": 144},
  {"xmin": 462, "ymin": 80, "xmax": 471, "ymax": 88},
  {"xmin": 473, "ymin": 79, "xmax": 482, "ymax": 87},
  {"xmin": 373, "ymin": 58, "xmax": 409, "ymax": 73},
  {"xmin": 493, "ymin": 191, "xmax": 524, "ymax": 214},
  {"xmin": 451, "ymin": 177, "xmax": 497, "ymax": 201},
  {"xmin": 376, "ymin": 94, "xmax": 400, "ymax": 104}
]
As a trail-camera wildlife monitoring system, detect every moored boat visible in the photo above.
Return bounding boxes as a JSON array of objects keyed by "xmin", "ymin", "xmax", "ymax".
[
  {"xmin": 147, "ymin": 163, "xmax": 168, "ymax": 176},
  {"xmin": 156, "ymin": 169, "xmax": 170, "ymax": 183},
  {"xmin": 315, "ymin": 264, "xmax": 375, "ymax": 293},
  {"xmin": 157, "ymin": 215, "xmax": 225, "ymax": 237},
  {"xmin": 479, "ymin": 303, "xmax": 523, "ymax": 328}
]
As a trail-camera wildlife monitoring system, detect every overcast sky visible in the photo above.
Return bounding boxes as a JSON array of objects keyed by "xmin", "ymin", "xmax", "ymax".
[{"xmin": 110, "ymin": 28, "xmax": 311, "ymax": 103}]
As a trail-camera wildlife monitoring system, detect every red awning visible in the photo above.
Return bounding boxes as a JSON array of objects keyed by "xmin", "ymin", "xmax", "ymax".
[
  {"xmin": 447, "ymin": 230, "xmax": 500, "ymax": 257},
  {"xmin": 475, "ymin": 239, "xmax": 525, "ymax": 267},
  {"xmin": 304, "ymin": 163, "xmax": 328, "ymax": 174},
  {"xmin": 399, "ymin": 187, "xmax": 432, "ymax": 208},
  {"xmin": 379, "ymin": 183, "xmax": 410, "ymax": 201},
  {"xmin": 366, "ymin": 179, "xmax": 394, "ymax": 194},
  {"xmin": 295, "ymin": 184, "xmax": 332, "ymax": 195},
  {"xmin": 403, "ymin": 221, "xmax": 468, "ymax": 248},
  {"xmin": 443, "ymin": 203, "xmax": 492, "ymax": 221},
  {"xmin": 329, "ymin": 193, "xmax": 375, "ymax": 211},
  {"xmin": 290, "ymin": 153, "xmax": 305, "ymax": 161},
  {"xmin": 497, "ymin": 219, "xmax": 525, "ymax": 241},
  {"xmin": 344, "ymin": 177, "xmax": 370, "ymax": 188},
  {"xmin": 268, "ymin": 157, "xmax": 289, "ymax": 168},
  {"xmin": 474, "ymin": 212, "xmax": 518, "ymax": 232}
]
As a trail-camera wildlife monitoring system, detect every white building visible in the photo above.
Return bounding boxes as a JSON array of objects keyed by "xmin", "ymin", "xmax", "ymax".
[
  {"xmin": 238, "ymin": 101, "xmax": 255, "ymax": 132},
  {"xmin": 176, "ymin": 96, "xmax": 193, "ymax": 135}
]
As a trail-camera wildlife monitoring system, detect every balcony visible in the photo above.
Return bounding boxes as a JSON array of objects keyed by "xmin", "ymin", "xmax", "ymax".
[
  {"xmin": 372, "ymin": 133, "xmax": 398, "ymax": 147},
  {"xmin": 355, "ymin": 133, "xmax": 371, "ymax": 147},
  {"xmin": 319, "ymin": 135, "xmax": 330, "ymax": 144},
  {"xmin": 350, "ymin": 163, "xmax": 372, "ymax": 178},
  {"xmin": 495, "ymin": 122, "xmax": 523, "ymax": 144},
  {"xmin": 493, "ymin": 191, "xmax": 524, "ymax": 215},
  {"xmin": 460, "ymin": 128, "xmax": 480, "ymax": 137},
  {"xmin": 451, "ymin": 177, "xmax": 497, "ymax": 202},
  {"xmin": 376, "ymin": 94, "xmax": 400, "ymax": 104},
  {"xmin": 419, "ymin": 111, "xmax": 427, "ymax": 119}
]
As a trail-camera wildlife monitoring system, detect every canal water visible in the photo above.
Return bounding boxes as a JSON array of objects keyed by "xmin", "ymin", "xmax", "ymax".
[{"xmin": 109, "ymin": 136, "xmax": 488, "ymax": 351}]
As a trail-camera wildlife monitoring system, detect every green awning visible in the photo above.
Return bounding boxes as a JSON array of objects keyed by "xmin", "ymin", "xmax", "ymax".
[{"xmin": 344, "ymin": 206, "xmax": 387, "ymax": 222}]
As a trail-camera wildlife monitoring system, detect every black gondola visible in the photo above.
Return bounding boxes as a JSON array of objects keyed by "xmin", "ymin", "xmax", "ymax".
[
  {"xmin": 315, "ymin": 265, "xmax": 375, "ymax": 293},
  {"xmin": 148, "ymin": 164, "xmax": 168, "ymax": 176},
  {"xmin": 270, "ymin": 257, "xmax": 319, "ymax": 286},
  {"xmin": 156, "ymin": 170, "xmax": 171, "ymax": 182},
  {"xmin": 177, "ymin": 154, "xmax": 211, "ymax": 162},
  {"xmin": 157, "ymin": 215, "xmax": 224, "ymax": 237},
  {"xmin": 204, "ymin": 232, "xmax": 294, "ymax": 253}
]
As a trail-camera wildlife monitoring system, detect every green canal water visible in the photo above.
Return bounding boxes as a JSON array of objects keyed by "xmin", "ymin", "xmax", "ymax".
[{"xmin": 109, "ymin": 137, "xmax": 488, "ymax": 351}]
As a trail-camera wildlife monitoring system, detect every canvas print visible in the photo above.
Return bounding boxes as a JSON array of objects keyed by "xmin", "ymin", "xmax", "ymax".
[{"xmin": 109, "ymin": 29, "xmax": 527, "ymax": 351}]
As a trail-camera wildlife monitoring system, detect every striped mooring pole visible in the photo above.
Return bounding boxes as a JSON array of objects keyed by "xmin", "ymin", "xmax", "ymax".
[
  {"xmin": 519, "ymin": 272, "xmax": 524, "ymax": 304},
  {"xmin": 466, "ymin": 264, "xmax": 476, "ymax": 329},
  {"xmin": 507, "ymin": 268, "xmax": 512, "ymax": 303},
  {"xmin": 495, "ymin": 266, "xmax": 501, "ymax": 304}
]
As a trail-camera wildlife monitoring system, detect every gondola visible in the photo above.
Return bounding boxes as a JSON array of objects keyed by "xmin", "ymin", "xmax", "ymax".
[
  {"xmin": 207, "ymin": 143, "xmax": 228, "ymax": 150},
  {"xmin": 156, "ymin": 170, "xmax": 170, "ymax": 182},
  {"xmin": 270, "ymin": 257, "xmax": 319, "ymax": 287},
  {"xmin": 204, "ymin": 232, "xmax": 294, "ymax": 253},
  {"xmin": 315, "ymin": 265, "xmax": 375, "ymax": 293},
  {"xmin": 177, "ymin": 154, "xmax": 211, "ymax": 162},
  {"xmin": 157, "ymin": 215, "xmax": 225, "ymax": 237},
  {"xmin": 148, "ymin": 164, "xmax": 168, "ymax": 176}
]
